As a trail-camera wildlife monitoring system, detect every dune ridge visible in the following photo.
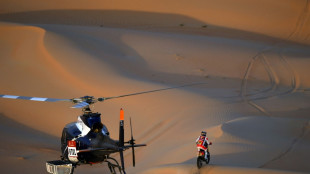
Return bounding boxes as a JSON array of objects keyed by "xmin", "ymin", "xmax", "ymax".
[
  {"xmin": 0, "ymin": 0, "xmax": 309, "ymax": 44},
  {"xmin": 1, "ymin": 21, "xmax": 310, "ymax": 174}
]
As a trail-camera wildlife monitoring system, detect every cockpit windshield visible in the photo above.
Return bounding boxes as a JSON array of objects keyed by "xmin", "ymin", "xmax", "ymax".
[{"xmin": 87, "ymin": 116, "xmax": 101, "ymax": 128}]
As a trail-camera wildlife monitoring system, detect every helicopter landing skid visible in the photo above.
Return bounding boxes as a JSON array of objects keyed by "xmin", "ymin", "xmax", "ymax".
[{"xmin": 105, "ymin": 157, "xmax": 123, "ymax": 174}]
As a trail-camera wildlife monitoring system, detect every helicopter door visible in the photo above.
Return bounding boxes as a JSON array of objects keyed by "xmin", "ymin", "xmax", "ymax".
[{"xmin": 76, "ymin": 116, "xmax": 91, "ymax": 136}]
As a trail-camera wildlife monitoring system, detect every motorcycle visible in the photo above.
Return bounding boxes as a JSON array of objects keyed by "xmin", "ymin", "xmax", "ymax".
[{"xmin": 196, "ymin": 142, "xmax": 212, "ymax": 169}]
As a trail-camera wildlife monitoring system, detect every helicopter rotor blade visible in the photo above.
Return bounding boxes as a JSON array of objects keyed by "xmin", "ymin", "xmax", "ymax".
[
  {"xmin": 1, "ymin": 82, "xmax": 206, "ymax": 110},
  {"xmin": 99, "ymin": 82, "xmax": 206, "ymax": 101},
  {"xmin": 130, "ymin": 118, "xmax": 133, "ymax": 140},
  {"xmin": 123, "ymin": 144, "xmax": 146, "ymax": 148},
  {"xmin": 0, "ymin": 95, "xmax": 71, "ymax": 102},
  {"xmin": 0, "ymin": 95, "xmax": 92, "ymax": 108},
  {"xmin": 130, "ymin": 118, "xmax": 136, "ymax": 167}
]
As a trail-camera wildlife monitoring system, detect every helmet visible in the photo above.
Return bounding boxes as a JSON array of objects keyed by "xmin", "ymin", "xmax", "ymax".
[
  {"xmin": 201, "ymin": 131, "xmax": 207, "ymax": 136},
  {"xmin": 92, "ymin": 122, "xmax": 103, "ymax": 133}
]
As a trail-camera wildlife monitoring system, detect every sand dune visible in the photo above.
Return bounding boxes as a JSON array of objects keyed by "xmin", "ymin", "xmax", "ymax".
[
  {"xmin": 0, "ymin": 0, "xmax": 309, "ymax": 44},
  {"xmin": 0, "ymin": 114, "xmax": 59, "ymax": 173},
  {"xmin": 142, "ymin": 164, "xmax": 307, "ymax": 174},
  {"xmin": 0, "ymin": 1, "xmax": 310, "ymax": 174}
]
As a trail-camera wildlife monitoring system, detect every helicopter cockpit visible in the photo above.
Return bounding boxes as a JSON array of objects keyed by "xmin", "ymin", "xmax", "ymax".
[{"xmin": 76, "ymin": 112, "xmax": 109, "ymax": 137}]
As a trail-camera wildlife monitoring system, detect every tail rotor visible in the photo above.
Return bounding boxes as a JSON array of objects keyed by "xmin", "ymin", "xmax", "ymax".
[
  {"xmin": 118, "ymin": 109, "xmax": 146, "ymax": 173},
  {"xmin": 126, "ymin": 116, "xmax": 146, "ymax": 167}
]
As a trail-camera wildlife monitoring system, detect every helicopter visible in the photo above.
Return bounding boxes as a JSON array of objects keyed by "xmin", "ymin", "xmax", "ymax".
[{"xmin": 0, "ymin": 83, "xmax": 204, "ymax": 174}]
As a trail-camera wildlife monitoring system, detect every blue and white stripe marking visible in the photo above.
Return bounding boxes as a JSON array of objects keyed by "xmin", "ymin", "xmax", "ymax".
[
  {"xmin": 1, "ymin": 95, "xmax": 19, "ymax": 99},
  {"xmin": 0, "ymin": 95, "xmax": 71, "ymax": 102}
]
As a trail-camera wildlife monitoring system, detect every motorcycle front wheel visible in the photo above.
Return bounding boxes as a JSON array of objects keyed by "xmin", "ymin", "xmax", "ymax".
[
  {"xmin": 197, "ymin": 156, "xmax": 204, "ymax": 169},
  {"xmin": 206, "ymin": 152, "xmax": 210, "ymax": 164}
]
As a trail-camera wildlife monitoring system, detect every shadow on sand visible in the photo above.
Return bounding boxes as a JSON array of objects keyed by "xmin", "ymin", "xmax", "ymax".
[{"xmin": 0, "ymin": 9, "xmax": 299, "ymax": 44}]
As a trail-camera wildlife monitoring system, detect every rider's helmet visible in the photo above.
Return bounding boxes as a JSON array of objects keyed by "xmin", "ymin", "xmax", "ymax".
[{"xmin": 201, "ymin": 131, "xmax": 207, "ymax": 136}]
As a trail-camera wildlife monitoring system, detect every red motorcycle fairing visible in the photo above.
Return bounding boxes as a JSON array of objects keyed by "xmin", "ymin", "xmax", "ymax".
[
  {"xmin": 198, "ymin": 150, "xmax": 205, "ymax": 157},
  {"xmin": 196, "ymin": 135, "xmax": 207, "ymax": 150}
]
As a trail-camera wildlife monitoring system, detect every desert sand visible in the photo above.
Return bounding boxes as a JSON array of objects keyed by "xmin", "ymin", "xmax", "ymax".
[{"xmin": 0, "ymin": 0, "xmax": 310, "ymax": 174}]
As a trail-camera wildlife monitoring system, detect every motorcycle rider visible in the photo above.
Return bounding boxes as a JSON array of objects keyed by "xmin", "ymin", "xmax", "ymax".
[{"xmin": 196, "ymin": 131, "xmax": 212, "ymax": 161}]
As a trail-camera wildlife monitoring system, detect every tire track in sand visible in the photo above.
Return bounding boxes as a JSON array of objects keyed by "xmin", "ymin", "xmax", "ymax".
[
  {"xmin": 240, "ymin": 47, "xmax": 275, "ymax": 116},
  {"xmin": 260, "ymin": 120, "xmax": 310, "ymax": 168},
  {"xmin": 287, "ymin": 0, "xmax": 310, "ymax": 42},
  {"xmin": 240, "ymin": 0, "xmax": 307, "ymax": 108},
  {"xmin": 240, "ymin": 46, "xmax": 298, "ymax": 116},
  {"xmin": 239, "ymin": 1, "xmax": 307, "ymax": 167},
  {"xmin": 243, "ymin": 2, "xmax": 308, "ymax": 164},
  {"xmin": 241, "ymin": 46, "xmax": 304, "ymax": 168}
]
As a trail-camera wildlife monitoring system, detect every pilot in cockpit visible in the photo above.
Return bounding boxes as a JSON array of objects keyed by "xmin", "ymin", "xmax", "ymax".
[{"xmin": 75, "ymin": 110, "xmax": 109, "ymax": 139}]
